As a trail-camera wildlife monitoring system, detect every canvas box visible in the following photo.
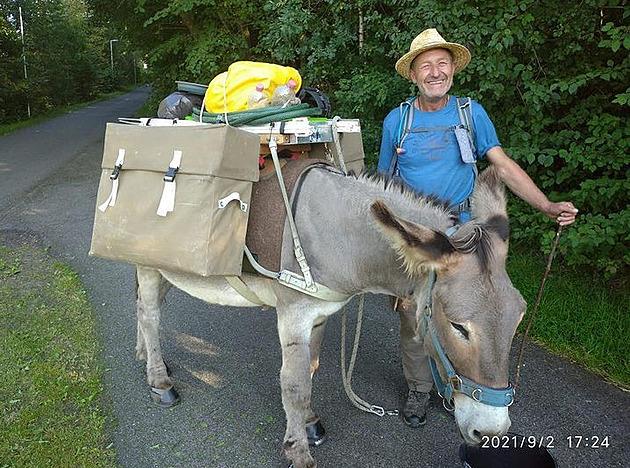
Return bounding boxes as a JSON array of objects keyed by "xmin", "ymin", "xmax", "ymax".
[{"xmin": 89, "ymin": 123, "xmax": 260, "ymax": 276}]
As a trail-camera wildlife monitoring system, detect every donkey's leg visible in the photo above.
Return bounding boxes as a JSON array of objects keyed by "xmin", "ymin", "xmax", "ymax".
[
  {"xmin": 136, "ymin": 266, "xmax": 178, "ymax": 406},
  {"xmin": 309, "ymin": 319, "xmax": 327, "ymax": 381},
  {"xmin": 304, "ymin": 319, "xmax": 327, "ymax": 447},
  {"xmin": 135, "ymin": 269, "xmax": 171, "ymax": 362},
  {"xmin": 277, "ymin": 307, "xmax": 316, "ymax": 468}
]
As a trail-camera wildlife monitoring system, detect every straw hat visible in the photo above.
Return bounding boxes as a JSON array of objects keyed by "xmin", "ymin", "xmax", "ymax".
[{"xmin": 395, "ymin": 29, "xmax": 471, "ymax": 81}]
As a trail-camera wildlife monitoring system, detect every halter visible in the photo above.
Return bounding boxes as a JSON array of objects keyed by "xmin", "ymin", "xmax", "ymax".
[{"xmin": 420, "ymin": 226, "xmax": 515, "ymax": 410}]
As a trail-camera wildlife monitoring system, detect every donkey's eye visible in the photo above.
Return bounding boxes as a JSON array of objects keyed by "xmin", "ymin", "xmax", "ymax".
[{"xmin": 450, "ymin": 322, "xmax": 470, "ymax": 340}]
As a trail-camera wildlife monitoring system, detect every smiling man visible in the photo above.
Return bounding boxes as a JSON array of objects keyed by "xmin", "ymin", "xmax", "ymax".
[{"xmin": 378, "ymin": 28, "xmax": 578, "ymax": 428}]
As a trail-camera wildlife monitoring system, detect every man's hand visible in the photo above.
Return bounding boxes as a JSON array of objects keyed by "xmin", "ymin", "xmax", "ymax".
[{"xmin": 543, "ymin": 201, "xmax": 578, "ymax": 226}]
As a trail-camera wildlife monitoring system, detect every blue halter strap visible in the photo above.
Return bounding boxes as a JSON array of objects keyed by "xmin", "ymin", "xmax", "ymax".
[{"xmin": 420, "ymin": 227, "xmax": 515, "ymax": 409}]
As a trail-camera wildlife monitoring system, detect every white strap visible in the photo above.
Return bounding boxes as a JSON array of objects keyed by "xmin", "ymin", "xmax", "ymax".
[
  {"xmin": 156, "ymin": 150, "xmax": 183, "ymax": 217},
  {"xmin": 98, "ymin": 148, "xmax": 126, "ymax": 212},
  {"xmin": 330, "ymin": 116, "xmax": 348, "ymax": 174},
  {"xmin": 225, "ymin": 276, "xmax": 265, "ymax": 305},
  {"xmin": 268, "ymin": 138, "xmax": 315, "ymax": 288}
]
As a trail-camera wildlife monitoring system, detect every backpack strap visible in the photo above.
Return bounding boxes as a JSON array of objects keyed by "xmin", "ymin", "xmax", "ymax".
[{"xmin": 388, "ymin": 98, "xmax": 415, "ymax": 176}]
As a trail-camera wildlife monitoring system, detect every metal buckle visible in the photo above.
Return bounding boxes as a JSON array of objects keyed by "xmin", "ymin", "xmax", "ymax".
[
  {"xmin": 163, "ymin": 166, "xmax": 179, "ymax": 182},
  {"xmin": 369, "ymin": 405, "xmax": 399, "ymax": 417},
  {"xmin": 471, "ymin": 388, "xmax": 483, "ymax": 402},
  {"xmin": 442, "ymin": 398, "xmax": 455, "ymax": 413},
  {"xmin": 449, "ymin": 375, "xmax": 462, "ymax": 391},
  {"xmin": 109, "ymin": 164, "xmax": 122, "ymax": 180}
]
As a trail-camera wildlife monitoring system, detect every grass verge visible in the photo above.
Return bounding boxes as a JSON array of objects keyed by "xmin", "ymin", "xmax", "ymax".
[
  {"xmin": 508, "ymin": 244, "xmax": 629, "ymax": 389},
  {"xmin": 0, "ymin": 87, "xmax": 137, "ymax": 137},
  {"xmin": 0, "ymin": 232, "xmax": 115, "ymax": 467}
]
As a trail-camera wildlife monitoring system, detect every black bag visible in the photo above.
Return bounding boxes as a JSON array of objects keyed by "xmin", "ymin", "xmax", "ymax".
[{"xmin": 297, "ymin": 86, "xmax": 331, "ymax": 117}]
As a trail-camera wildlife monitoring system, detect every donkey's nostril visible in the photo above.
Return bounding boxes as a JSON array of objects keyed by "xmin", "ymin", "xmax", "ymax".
[{"xmin": 468, "ymin": 429, "xmax": 482, "ymax": 444}]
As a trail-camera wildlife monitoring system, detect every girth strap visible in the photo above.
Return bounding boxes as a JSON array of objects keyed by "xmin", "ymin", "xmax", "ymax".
[{"xmin": 225, "ymin": 276, "xmax": 265, "ymax": 306}]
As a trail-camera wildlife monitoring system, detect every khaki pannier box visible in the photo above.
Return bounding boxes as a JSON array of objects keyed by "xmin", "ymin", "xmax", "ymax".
[{"xmin": 89, "ymin": 123, "xmax": 260, "ymax": 276}]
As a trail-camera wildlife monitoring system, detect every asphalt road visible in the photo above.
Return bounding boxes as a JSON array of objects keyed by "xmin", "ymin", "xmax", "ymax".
[{"xmin": 1, "ymin": 88, "xmax": 628, "ymax": 468}]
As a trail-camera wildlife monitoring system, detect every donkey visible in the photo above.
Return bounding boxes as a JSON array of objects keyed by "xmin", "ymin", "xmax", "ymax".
[{"xmin": 135, "ymin": 165, "xmax": 526, "ymax": 468}]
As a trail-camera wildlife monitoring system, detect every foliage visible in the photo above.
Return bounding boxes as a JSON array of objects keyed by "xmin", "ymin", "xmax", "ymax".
[
  {"xmin": 88, "ymin": 0, "xmax": 267, "ymax": 110},
  {"xmin": 0, "ymin": 0, "xmax": 140, "ymax": 123}
]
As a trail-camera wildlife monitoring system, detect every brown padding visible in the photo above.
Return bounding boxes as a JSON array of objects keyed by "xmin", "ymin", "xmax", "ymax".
[{"xmin": 246, "ymin": 159, "xmax": 330, "ymax": 272}]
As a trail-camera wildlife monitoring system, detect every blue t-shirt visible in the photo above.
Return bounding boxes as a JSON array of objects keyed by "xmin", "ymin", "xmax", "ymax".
[{"xmin": 377, "ymin": 96, "xmax": 500, "ymax": 208}]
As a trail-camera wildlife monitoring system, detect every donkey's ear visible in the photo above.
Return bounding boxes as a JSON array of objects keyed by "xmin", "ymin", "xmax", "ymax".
[
  {"xmin": 470, "ymin": 166, "xmax": 507, "ymax": 222},
  {"xmin": 370, "ymin": 201, "xmax": 457, "ymax": 274}
]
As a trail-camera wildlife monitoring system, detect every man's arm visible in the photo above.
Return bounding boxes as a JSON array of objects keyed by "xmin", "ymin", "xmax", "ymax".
[{"xmin": 486, "ymin": 146, "xmax": 578, "ymax": 226}]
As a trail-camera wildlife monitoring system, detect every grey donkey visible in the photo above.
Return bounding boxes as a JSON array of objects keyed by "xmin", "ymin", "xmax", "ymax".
[{"xmin": 135, "ymin": 166, "xmax": 526, "ymax": 468}]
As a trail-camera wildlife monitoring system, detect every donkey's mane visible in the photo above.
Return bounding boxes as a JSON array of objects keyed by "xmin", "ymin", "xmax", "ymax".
[
  {"xmin": 355, "ymin": 168, "xmax": 505, "ymax": 274},
  {"xmin": 354, "ymin": 169, "xmax": 454, "ymax": 217},
  {"xmin": 450, "ymin": 222, "xmax": 495, "ymax": 273}
]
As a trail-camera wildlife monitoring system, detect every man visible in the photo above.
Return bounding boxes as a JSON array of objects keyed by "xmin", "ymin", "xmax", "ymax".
[{"xmin": 377, "ymin": 29, "xmax": 578, "ymax": 428}]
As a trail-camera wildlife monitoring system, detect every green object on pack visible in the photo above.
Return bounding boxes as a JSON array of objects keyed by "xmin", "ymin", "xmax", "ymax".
[{"xmin": 190, "ymin": 104, "xmax": 321, "ymax": 126}]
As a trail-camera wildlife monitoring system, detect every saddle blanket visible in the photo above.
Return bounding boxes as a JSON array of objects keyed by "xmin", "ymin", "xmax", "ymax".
[{"xmin": 246, "ymin": 159, "xmax": 331, "ymax": 272}]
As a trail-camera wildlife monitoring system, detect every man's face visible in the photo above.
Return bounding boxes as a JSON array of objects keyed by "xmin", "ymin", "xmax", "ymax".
[{"xmin": 409, "ymin": 48, "xmax": 455, "ymax": 101}]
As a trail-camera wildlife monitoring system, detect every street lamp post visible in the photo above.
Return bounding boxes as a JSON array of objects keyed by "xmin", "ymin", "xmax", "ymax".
[
  {"xmin": 19, "ymin": 7, "xmax": 30, "ymax": 117},
  {"xmin": 109, "ymin": 39, "xmax": 119, "ymax": 74}
]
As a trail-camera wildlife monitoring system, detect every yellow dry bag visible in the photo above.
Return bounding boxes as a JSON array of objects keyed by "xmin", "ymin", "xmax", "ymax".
[{"xmin": 205, "ymin": 61, "xmax": 302, "ymax": 114}]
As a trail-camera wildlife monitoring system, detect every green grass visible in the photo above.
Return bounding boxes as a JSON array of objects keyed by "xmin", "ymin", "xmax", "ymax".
[
  {"xmin": 0, "ymin": 87, "xmax": 136, "ymax": 137},
  {"xmin": 508, "ymin": 244, "xmax": 630, "ymax": 388},
  {"xmin": 0, "ymin": 239, "xmax": 115, "ymax": 468}
]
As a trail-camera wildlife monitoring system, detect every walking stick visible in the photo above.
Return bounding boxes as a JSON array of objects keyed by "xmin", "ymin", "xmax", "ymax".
[{"xmin": 515, "ymin": 224, "xmax": 563, "ymax": 392}]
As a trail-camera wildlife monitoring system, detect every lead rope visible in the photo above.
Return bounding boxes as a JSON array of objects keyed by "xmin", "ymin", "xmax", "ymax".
[
  {"xmin": 340, "ymin": 294, "xmax": 399, "ymax": 416},
  {"xmin": 515, "ymin": 225, "xmax": 563, "ymax": 391}
]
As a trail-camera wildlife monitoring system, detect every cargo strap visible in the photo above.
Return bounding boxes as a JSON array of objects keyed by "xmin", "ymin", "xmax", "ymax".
[
  {"xmin": 98, "ymin": 148, "xmax": 126, "ymax": 212},
  {"xmin": 269, "ymin": 137, "xmax": 314, "ymax": 289},
  {"xmin": 330, "ymin": 117, "xmax": 348, "ymax": 174},
  {"xmin": 271, "ymin": 137, "xmax": 350, "ymax": 302},
  {"xmin": 225, "ymin": 276, "xmax": 265, "ymax": 305},
  {"xmin": 341, "ymin": 295, "xmax": 399, "ymax": 417},
  {"xmin": 227, "ymin": 137, "xmax": 350, "ymax": 304},
  {"xmin": 157, "ymin": 150, "xmax": 183, "ymax": 217},
  {"xmin": 242, "ymin": 246, "xmax": 350, "ymax": 302}
]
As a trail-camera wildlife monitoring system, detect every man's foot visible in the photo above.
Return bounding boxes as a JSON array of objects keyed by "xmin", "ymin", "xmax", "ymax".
[{"xmin": 402, "ymin": 390, "xmax": 430, "ymax": 427}]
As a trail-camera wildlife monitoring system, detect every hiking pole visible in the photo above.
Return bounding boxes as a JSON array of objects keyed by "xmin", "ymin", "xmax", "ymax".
[{"xmin": 515, "ymin": 224, "xmax": 563, "ymax": 392}]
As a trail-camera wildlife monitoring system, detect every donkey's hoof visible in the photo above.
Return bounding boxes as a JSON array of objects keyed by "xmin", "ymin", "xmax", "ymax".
[
  {"xmin": 150, "ymin": 386, "xmax": 180, "ymax": 407},
  {"xmin": 306, "ymin": 420, "xmax": 326, "ymax": 447}
]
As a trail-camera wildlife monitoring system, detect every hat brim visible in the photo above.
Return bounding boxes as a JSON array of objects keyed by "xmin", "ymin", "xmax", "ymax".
[{"xmin": 395, "ymin": 42, "xmax": 471, "ymax": 81}]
